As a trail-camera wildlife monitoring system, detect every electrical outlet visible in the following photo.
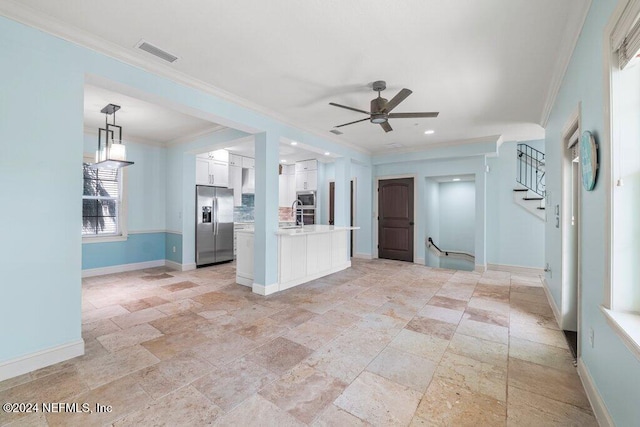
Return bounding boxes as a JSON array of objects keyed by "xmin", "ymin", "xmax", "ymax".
[
  {"xmin": 589, "ymin": 327, "xmax": 595, "ymax": 348},
  {"xmin": 172, "ymin": 246, "xmax": 176, "ymax": 253}
]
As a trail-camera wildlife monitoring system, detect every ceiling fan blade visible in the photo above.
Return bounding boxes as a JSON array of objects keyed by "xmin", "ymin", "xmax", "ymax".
[
  {"xmin": 387, "ymin": 112, "xmax": 440, "ymax": 118},
  {"xmin": 384, "ymin": 88, "xmax": 412, "ymax": 112},
  {"xmin": 329, "ymin": 102, "xmax": 370, "ymax": 115},
  {"xmin": 335, "ymin": 117, "xmax": 370, "ymax": 128},
  {"xmin": 380, "ymin": 121, "xmax": 393, "ymax": 132}
]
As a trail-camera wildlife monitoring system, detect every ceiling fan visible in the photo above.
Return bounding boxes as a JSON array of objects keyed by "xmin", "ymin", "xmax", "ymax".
[{"xmin": 329, "ymin": 80, "xmax": 439, "ymax": 133}]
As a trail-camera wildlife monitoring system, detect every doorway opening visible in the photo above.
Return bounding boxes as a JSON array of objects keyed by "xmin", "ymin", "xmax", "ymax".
[
  {"xmin": 377, "ymin": 178, "xmax": 414, "ymax": 262},
  {"xmin": 561, "ymin": 110, "xmax": 581, "ymax": 360},
  {"xmin": 424, "ymin": 176, "xmax": 476, "ymax": 272},
  {"xmin": 328, "ymin": 180, "xmax": 354, "ymax": 257}
]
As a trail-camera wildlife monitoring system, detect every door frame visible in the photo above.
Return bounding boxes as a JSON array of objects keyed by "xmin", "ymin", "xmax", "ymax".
[
  {"xmin": 559, "ymin": 104, "xmax": 582, "ymax": 356},
  {"xmin": 373, "ymin": 174, "xmax": 419, "ymax": 263},
  {"xmin": 327, "ymin": 178, "xmax": 357, "ymax": 257}
]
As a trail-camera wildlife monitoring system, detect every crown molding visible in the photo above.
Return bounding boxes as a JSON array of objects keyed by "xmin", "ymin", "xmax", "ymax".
[
  {"xmin": 539, "ymin": 0, "xmax": 592, "ymax": 127},
  {"xmin": 165, "ymin": 125, "xmax": 226, "ymax": 147},
  {"xmin": 0, "ymin": 1, "xmax": 370, "ymax": 156}
]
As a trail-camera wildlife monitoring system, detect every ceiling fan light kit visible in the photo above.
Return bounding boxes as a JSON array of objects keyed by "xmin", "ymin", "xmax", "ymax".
[{"xmin": 330, "ymin": 80, "xmax": 439, "ymax": 133}]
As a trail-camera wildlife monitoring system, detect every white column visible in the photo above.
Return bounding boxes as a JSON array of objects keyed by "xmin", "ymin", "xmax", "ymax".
[
  {"xmin": 253, "ymin": 132, "xmax": 279, "ymax": 293},
  {"xmin": 334, "ymin": 157, "xmax": 352, "ymax": 259}
]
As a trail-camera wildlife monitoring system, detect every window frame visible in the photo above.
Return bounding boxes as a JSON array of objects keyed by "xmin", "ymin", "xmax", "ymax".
[
  {"xmin": 602, "ymin": 0, "xmax": 640, "ymax": 360},
  {"xmin": 82, "ymin": 154, "xmax": 128, "ymax": 244}
]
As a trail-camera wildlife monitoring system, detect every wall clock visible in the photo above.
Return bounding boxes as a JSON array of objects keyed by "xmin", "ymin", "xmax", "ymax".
[{"xmin": 580, "ymin": 131, "xmax": 598, "ymax": 191}]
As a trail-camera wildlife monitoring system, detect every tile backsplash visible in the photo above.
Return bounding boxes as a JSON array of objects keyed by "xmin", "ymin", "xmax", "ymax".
[
  {"xmin": 233, "ymin": 194, "xmax": 254, "ymax": 222},
  {"xmin": 232, "ymin": 195, "xmax": 296, "ymax": 223},
  {"xmin": 279, "ymin": 207, "xmax": 294, "ymax": 222}
]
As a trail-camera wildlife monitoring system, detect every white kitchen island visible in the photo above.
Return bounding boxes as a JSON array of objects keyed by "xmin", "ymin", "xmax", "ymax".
[{"xmin": 235, "ymin": 225, "xmax": 359, "ymax": 295}]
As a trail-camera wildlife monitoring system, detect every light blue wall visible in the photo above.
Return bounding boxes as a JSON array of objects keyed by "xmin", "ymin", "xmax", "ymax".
[
  {"xmin": 439, "ymin": 181, "xmax": 475, "ymax": 254},
  {"xmin": 374, "ymin": 156, "xmax": 487, "ymax": 266},
  {"xmin": 165, "ymin": 232, "xmax": 182, "ymax": 264},
  {"xmin": 165, "ymin": 128, "xmax": 250, "ymax": 267},
  {"xmin": 352, "ymin": 162, "xmax": 373, "ymax": 257},
  {"xmin": 320, "ymin": 161, "xmax": 373, "ymax": 257},
  {"xmin": 81, "ymin": 135, "xmax": 168, "ymax": 270},
  {"xmin": 0, "ymin": 20, "xmax": 84, "ymax": 361},
  {"xmin": 486, "ymin": 140, "xmax": 545, "ymax": 268},
  {"xmin": 424, "ymin": 178, "xmax": 440, "ymax": 267},
  {"xmin": 82, "ymin": 233, "xmax": 165, "ymax": 269},
  {"xmin": 0, "ymin": 14, "xmax": 369, "ymax": 367},
  {"xmin": 544, "ymin": 0, "xmax": 640, "ymax": 424}
]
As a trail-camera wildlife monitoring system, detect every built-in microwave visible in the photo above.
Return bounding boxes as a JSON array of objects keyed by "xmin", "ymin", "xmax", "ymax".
[{"xmin": 296, "ymin": 191, "xmax": 316, "ymax": 208}]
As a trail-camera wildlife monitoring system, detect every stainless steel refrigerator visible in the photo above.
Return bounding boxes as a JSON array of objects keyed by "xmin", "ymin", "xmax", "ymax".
[{"xmin": 196, "ymin": 185, "xmax": 234, "ymax": 266}]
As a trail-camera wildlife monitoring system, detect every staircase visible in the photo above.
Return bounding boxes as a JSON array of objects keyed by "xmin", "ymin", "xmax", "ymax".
[{"xmin": 514, "ymin": 143, "xmax": 545, "ymax": 220}]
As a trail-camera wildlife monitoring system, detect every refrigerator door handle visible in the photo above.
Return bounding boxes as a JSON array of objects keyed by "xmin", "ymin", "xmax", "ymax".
[{"xmin": 214, "ymin": 196, "xmax": 219, "ymax": 235}]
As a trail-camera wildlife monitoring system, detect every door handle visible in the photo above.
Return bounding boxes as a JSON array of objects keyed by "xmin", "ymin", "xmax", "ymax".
[
  {"xmin": 214, "ymin": 197, "xmax": 219, "ymax": 235},
  {"xmin": 409, "ymin": 221, "xmax": 415, "ymax": 225}
]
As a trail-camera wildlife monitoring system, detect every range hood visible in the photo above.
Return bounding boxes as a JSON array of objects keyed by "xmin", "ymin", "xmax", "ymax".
[{"xmin": 241, "ymin": 168, "xmax": 255, "ymax": 194}]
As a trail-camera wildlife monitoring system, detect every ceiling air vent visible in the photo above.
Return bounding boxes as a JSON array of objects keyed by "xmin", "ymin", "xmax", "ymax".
[
  {"xmin": 135, "ymin": 40, "xmax": 178, "ymax": 63},
  {"xmin": 330, "ymin": 129, "xmax": 343, "ymax": 135}
]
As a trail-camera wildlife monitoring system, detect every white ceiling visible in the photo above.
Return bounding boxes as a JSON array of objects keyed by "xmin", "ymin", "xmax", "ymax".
[
  {"xmin": 222, "ymin": 139, "xmax": 334, "ymax": 164},
  {"xmin": 10, "ymin": 0, "xmax": 590, "ymax": 153},
  {"xmin": 84, "ymin": 85, "xmax": 220, "ymax": 145}
]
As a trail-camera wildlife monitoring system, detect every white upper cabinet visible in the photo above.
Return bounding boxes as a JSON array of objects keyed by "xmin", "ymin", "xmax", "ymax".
[
  {"xmin": 295, "ymin": 159, "xmax": 317, "ymax": 173},
  {"xmin": 209, "ymin": 149, "xmax": 229, "ymax": 162},
  {"xmin": 196, "ymin": 158, "xmax": 210, "ymax": 185},
  {"xmin": 279, "ymin": 165, "xmax": 298, "ymax": 207},
  {"xmin": 295, "ymin": 160, "xmax": 318, "ymax": 191},
  {"xmin": 242, "ymin": 157, "xmax": 255, "ymax": 169},
  {"xmin": 228, "ymin": 154, "xmax": 242, "ymax": 167},
  {"xmin": 195, "ymin": 157, "xmax": 229, "ymax": 187}
]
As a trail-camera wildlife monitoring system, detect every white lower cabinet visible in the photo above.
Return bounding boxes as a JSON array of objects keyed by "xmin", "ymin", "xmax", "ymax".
[
  {"xmin": 235, "ymin": 227, "xmax": 353, "ymax": 295},
  {"xmin": 306, "ymin": 233, "xmax": 332, "ymax": 276},
  {"xmin": 236, "ymin": 232, "xmax": 254, "ymax": 286},
  {"xmin": 278, "ymin": 235, "xmax": 307, "ymax": 286}
]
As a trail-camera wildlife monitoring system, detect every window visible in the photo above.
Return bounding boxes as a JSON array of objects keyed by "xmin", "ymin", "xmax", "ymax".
[
  {"xmin": 603, "ymin": 0, "xmax": 640, "ymax": 358},
  {"xmin": 82, "ymin": 159, "xmax": 125, "ymax": 239}
]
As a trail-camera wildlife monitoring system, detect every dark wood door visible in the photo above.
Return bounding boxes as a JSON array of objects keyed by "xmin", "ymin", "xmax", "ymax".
[
  {"xmin": 329, "ymin": 181, "xmax": 354, "ymax": 256},
  {"xmin": 378, "ymin": 178, "xmax": 414, "ymax": 262}
]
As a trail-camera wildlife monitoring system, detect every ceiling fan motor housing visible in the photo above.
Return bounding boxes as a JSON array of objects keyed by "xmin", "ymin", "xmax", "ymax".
[{"xmin": 370, "ymin": 97, "xmax": 388, "ymax": 123}]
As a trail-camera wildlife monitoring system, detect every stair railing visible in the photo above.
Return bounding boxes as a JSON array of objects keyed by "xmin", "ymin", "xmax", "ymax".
[
  {"xmin": 426, "ymin": 237, "xmax": 475, "ymax": 262},
  {"xmin": 517, "ymin": 143, "xmax": 545, "ymax": 197}
]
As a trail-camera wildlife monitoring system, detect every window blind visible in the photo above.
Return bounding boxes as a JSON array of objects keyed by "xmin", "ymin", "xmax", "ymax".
[
  {"xmin": 82, "ymin": 164, "xmax": 120, "ymax": 236},
  {"xmin": 613, "ymin": 0, "xmax": 640, "ymax": 69}
]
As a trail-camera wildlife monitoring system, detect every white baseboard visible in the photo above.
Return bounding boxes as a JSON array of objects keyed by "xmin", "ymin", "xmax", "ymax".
[
  {"xmin": 0, "ymin": 340, "xmax": 84, "ymax": 382},
  {"xmin": 414, "ymin": 257, "xmax": 425, "ymax": 265},
  {"xmin": 353, "ymin": 253, "xmax": 373, "ymax": 260},
  {"xmin": 474, "ymin": 264, "xmax": 487, "ymax": 273},
  {"xmin": 236, "ymin": 276, "xmax": 253, "ymax": 287},
  {"xmin": 167, "ymin": 261, "xmax": 196, "ymax": 272},
  {"xmin": 164, "ymin": 260, "xmax": 182, "ymax": 271},
  {"xmin": 487, "ymin": 263, "xmax": 544, "ymax": 276},
  {"xmin": 542, "ymin": 277, "xmax": 562, "ymax": 329},
  {"xmin": 82, "ymin": 260, "xmax": 166, "ymax": 278},
  {"xmin": 252, "ymin": 282, "xmax": 279, "ymax": 296},
  {"xmin": 182, "ymin": 263, "xmax": 197, "ymax": 271},
  {"xmin": 577, "ymin": 358, "xmax": 614, "ymax": 427}
]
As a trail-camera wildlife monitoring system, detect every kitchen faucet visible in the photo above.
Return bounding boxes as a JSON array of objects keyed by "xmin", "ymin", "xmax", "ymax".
[{"xmin": 292, "ymin": 199, "xmax": 304, "ymax": 226}]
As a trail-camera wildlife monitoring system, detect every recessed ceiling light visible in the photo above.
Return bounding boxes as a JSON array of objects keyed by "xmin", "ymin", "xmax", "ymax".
[
  {"xmin": 280, "ymin": 159, "xmax": 287, "ymax": 163},
  {"xmin": 324, "ymin": 152, "xmax": 331, "ymax": 156},
  {"xmin": 452, "ymin": 178, "xmax": 461, "ymax": 181},
  {"xmin": 424, "ymin": 130, "xmax": 435, "ymax": 135},
  {"xmin": 290, "ymin": 141, "xmax": 298, "ymax": 146}
]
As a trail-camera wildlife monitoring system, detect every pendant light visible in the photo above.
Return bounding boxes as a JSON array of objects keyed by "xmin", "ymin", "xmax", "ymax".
[{"xmin": 89, "ymin": 103, "xmax": 134, "ymax": 169}]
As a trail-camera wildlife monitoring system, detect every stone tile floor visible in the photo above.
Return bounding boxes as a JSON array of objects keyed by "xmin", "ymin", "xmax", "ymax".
[{"xmin": 0, "ymin": 259, "xmax": 597, "ymax": 426}]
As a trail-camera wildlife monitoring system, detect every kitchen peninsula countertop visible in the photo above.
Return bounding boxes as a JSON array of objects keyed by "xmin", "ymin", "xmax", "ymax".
[{"xmin": 235, "ymin": 224, "xmax": 359, "ymax": 235}]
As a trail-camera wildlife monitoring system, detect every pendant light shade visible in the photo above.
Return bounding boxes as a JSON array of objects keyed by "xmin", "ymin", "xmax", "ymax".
[{"xmin": 89, "ymin": 103, "xmax": 134, "ymax": 169}]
